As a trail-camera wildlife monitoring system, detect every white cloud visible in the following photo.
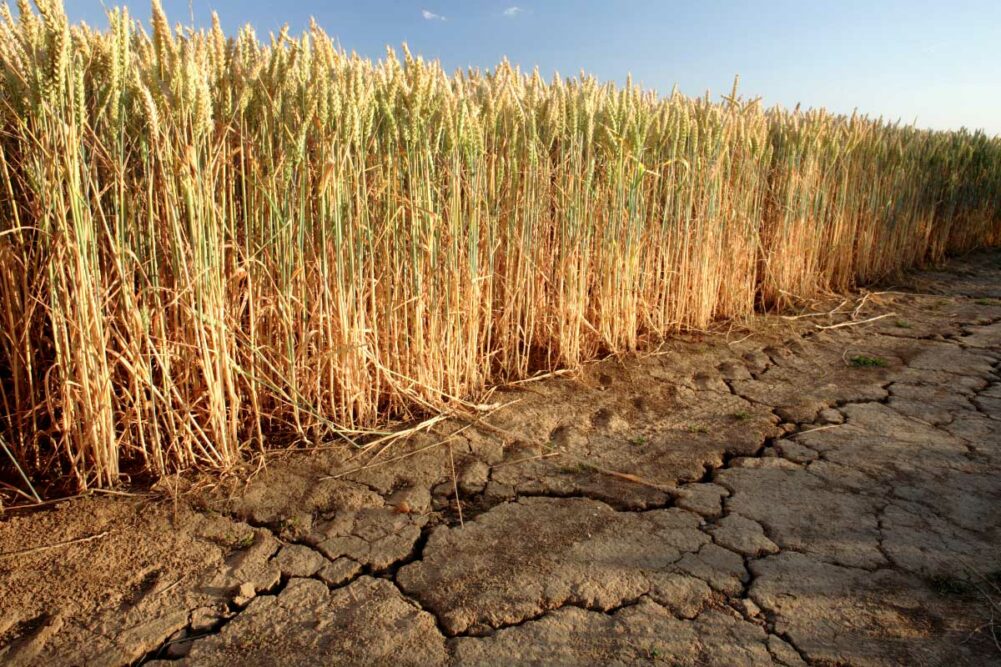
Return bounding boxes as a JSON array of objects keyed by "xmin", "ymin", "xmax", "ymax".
[
  {"xmin": 421, "ymin": 9, "xmax": 446, "ymax": 21},
  {"xmin": 503, "ymin": 6, "xmax": 524, "ymax": 17}
]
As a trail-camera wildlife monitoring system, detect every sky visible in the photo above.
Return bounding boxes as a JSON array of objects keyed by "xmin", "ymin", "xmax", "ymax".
[{"xmin": 60, "ymin": 0, "xmax": 1001, "ymax": 136}]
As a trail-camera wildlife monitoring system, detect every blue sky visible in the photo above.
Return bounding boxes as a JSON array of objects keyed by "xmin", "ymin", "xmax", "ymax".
[{"xmin": 62, "ymin": 1, "xmax": 1001, "ymax": 135}]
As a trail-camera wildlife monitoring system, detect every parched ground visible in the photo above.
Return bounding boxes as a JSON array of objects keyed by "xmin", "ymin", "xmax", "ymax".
[{"xmin": 2, "ymin": 251, "xmax": 1001, "ymax": 666}]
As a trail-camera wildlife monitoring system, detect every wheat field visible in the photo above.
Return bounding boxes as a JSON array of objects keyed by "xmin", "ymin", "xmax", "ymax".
[{"xmin": 1, "ymin": 0, "xmax": 999, "ymax": 493}]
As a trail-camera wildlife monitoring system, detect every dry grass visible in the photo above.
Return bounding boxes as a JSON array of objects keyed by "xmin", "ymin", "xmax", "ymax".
[{"xmin": 1, "ymin": 1, "xmax": 1000, "ymax": 492}]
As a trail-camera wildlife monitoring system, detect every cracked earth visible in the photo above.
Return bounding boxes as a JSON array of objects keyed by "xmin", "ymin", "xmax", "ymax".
[{"xmin": 3, "ymin": 251, "xmax": 1001, "ymax": 666}]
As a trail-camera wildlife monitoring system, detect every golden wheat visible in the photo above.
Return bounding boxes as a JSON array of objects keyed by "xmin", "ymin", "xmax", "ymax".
[{"xmin": 0, "ymin": 1, "xmax": 999, "ymax": 493}]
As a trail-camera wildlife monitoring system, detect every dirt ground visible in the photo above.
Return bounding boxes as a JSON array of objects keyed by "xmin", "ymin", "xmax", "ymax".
[{"xmin": 2, "ymin": 251, "xmax": 1001, "ymax": 666}]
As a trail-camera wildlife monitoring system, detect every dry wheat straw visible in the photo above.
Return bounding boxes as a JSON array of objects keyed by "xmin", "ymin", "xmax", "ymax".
[{"xmin": 0, "ymin": 1, "xmax": 999, "ymax": 491}]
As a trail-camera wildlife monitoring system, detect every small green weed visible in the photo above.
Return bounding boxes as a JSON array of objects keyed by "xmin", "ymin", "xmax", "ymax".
[
  {"xmin": 894, "ymin": 320, "xmax": 912, "ymax": 329},
  {"xmin": 732, "ymin": 410, "xmax": 752, "ymax": 421},
  {"xmin": 849, "ymin": 354, "xmax": 888, "ymax": 368},
  {"xmin": 630, "ymin": 436, "xmax": 648, "ymax": 447}
]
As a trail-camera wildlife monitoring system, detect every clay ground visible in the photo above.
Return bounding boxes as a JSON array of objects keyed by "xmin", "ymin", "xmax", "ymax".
[{"xmin": 2, "ymin": 252, "xmax": 1001, "ymax": 666}]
